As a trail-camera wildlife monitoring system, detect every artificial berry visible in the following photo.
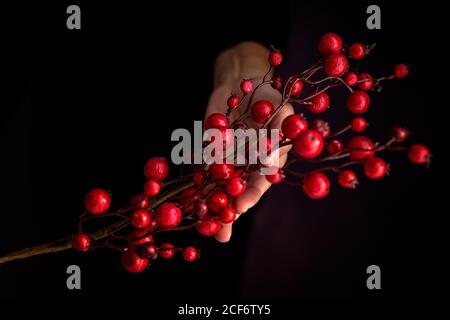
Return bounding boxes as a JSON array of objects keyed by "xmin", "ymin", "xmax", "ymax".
[
  {"xmin": 318, "ymin": 32, "xmax": 343, "ymax": 55},
  {"xmin": 84, "ymin": 188, "xmax": 111, "ymax": 214},
  {"xmin": 144, "ymin": 157, "xmax": 169, "ymax": 181},
  {"xmin": 205, "ymin": 113, "xmax": 229, "ymax": 130},
  {"xmin": 196, "ymin": 217, "xmax": 222, "ymax": 236},
  {"xmin": 226, "ymin": 176, "xmax": 246, "ymax": 197},
  {"xmin": 207, "ymin": 191, "xmax": 228, "ymax": 212},
  {"xmin": 121, "ymin": 249, "xmax": 149, "ymax": 273},
  {"xmin": 310, "ymin": 119, "xmax": 330, "ymax": 138},
  {"xmin": 364, "ymin": 157, "xmax": 389, "ymax": 179},
  {"xmin": 357, "ymin": 73, "xmax": 374, "ymax": 91},
  {"xmin": 351, "ymin": 117, "xmax": 368, "ymax": 132},
  {"xmin": 130, "ymin": 209, "xmax": 151, "ymax": 229},
  {"xmin": 193, "ymin": 171, "xmax": 206, "ymax": 186},
  {"xmin": 159, "ymin": 243, "xmax": 175, "ymax": 259},
  {"xmin": 194, "ymin": 201, "xmax": 208, "ymax": 219},
  {"xmin": 271, "ymin": 75, "xmax": 284, "ymax": 90},
  {"xmin": 128, "ymin": 229, "xmax": 154, "ymax": 248},
  {"xmin": 219, "ymin": 207, "xmax": 237, "ymax": 224},
  {"xmin": 345, "ymin": 72, "xmax": 358, "ymax": 86},
  {"xmin": 294, "ymin": 129, "xmax": 324, "ymax": 159},
  {"xmin": 324, "ymin": 53, "xmax": 348, "ymax": 77},
  {"xmin": 303, "ymin": 172, "xmax": 330, "ymax": 199},
  {"xmin": 286, "ymin": 79, "xmax": 303, "ymax": 96},
  {"xmin": 349, "ymin": 43, "xmax": 366, "ymax": 59},
  {"xmin": 281, "ymin": 114, "xmax": 308, "ymax": 140},
  {"xmin": 155, "ymin": 202, "xmax": 182, "ymax": 229},
  {"xmin": 143, "ymin": 179, "xmax": 161, "ymax": 197},
  {"xmin": 307, "ymin": 92, "xmax": 330, "ymax": 113},
  {"xmin": 269, "ymin": 49, "xmax": 283, "ymax": 66},
  {"xmin": 347, "ymin": 136, "xmax": 375, "ymax": 160},
  {"xmin": 392, "ymin": 127, "xmax": 410, "ymax": 142},
  {"xmin": 182, "ymin": 247, "xmax": 199, "ymax": 262},
  {"xmin": 227, "ymin": 94, "xmax": 239, "ymax": 110},
  {"xmin": 180, "ymin": 187, "xmax": 201, "ymax": 211},
  {"xmin": 130, "ymin": 194, "xmax": 150, "ymax": 210},
  {"xmin": 265, "ymin": 169, "xmax": 284, "ymax": 184},
  {"xmin": 338, "ymin": 170, "xmax": 359, "ymax": 189},
  {"xmin": 137, "ymin": 243, "xmax": 158, "ymax": 260},
  {"xmin": 346, "ymin": 90, "xmax": 370, "ymax": 114},
  {"xmin": 72, "ymin": 233, "xmax": 90, "ymax": 252},
  {"xmin": 240, "ymin": 79, "xmax": 254, "ymax": 95},
  {"xmin": 328, "ymin": 140, "xmax": 343, "ymax": 154},
  {"xmin": 209, "ymin": 163, "xmax": 234, "ymax": 180},
  {"xmin": 251, "ymin": 100, "xmax": 275, "ymax": 124},
  {"xmin": 393, "ymin": 64, "xmax": 409, "ymax": 78},
  {"xmin": 408, "ymin": 144, "xmax": 431, "ymax": 165}
]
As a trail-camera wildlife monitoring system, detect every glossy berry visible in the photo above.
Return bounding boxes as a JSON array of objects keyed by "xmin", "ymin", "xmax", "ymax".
[
  {"xmin": 265, "ymin": 169, "xmax": 284, "ymax": 184},
  {"xmin": 128, "ymin": 229, "xmax": 154, "ymax": 249},
  {"xmin": 159, "ymin": 243, "xmax": 175, "ymax": 259},
  {"xmin": 338, "ymin": 170, "xmax": 359, "ymax": 189},
  {"xmin": 307, "ymin": 92, "xmax": 330, "ymax": 113},
  {"xmin": 408, "ymin": 144, "xmax": 431, "ymax": 165},
  {"xmin": 136, "ymin": 243, "xmax": 158, "ymax": 259},
  {"xmin": 349, "ymin": 43, "xmax": 366, "ymax": 59},
  {"xmin": 205, "ymin": 113, "xmax": 229, "ymax": 130},
  {"xmin": 281, "ymin": 114, "xmax": 308, "ymax": 140},
  {"xmin": 84, "ymin": 188, "xmax": 111, "ymax": 214},
  {"xmin": 226, "ymin": 177, "xmax": 246, "ymax": 197},
  {"xmin": 318, "ymin": 32, "xmax": 343, "ymax": 55},
  {"xmin": 364, "ymin": 157, "xmax": 389, "ymax": 179},
  {"xmin": 351, "ymin": 117, "xmax": 368, "ymax": 132},
  {"xmin": 327, "ymin": 140, "xmax": 343, "ymax": 154},
  {"xmin": 219, "ymin": 207, "xmax": 237, "ymax": 224},
  {"xmin": 344, "ymin": 72, "xmax": 358, "ymax": 86},
  {"xmin": 347, "ymin": 136, "xmax": 375, "ymax": 160},
  {"xmin": 271, "ymin": 75, "xmax": 284, "ymax": 90},
  {"xmin": 269, "ymin": 49, "xmax": 283, "ymax": 66},
  {"xmin": 324, "ymin": 53, "xmax": 348, "ymax": 77},
  {"xmin": 207, "ymin": 191, "xmax": 228, "ymax": 212},
  {"xmin": 193, "ymin": 171, "xmax": 206, "ymax": 186},
  {"xmin": 287, "ymin": 79, "xmax": 303, "ymax": 96},
  {"xmin": 196, "ymin": 217, "xmax": 222, "ymax": 236},
  {"xmin": 121, "ymin": 249, "xmax": 149, "ymax": 273},
  {"xmin": 209, "ymin": 163, "xmax": 234, "ymax": 180},
  {"xmin": 303, "ymin": 172, "xmax": 330, "ymax": 199},
  {"xmin": 347, "ymin": 91, "xmax": 370, "ymax": 114},
  {"xmin": 143, "ymin": 179, "xmax": 161, "ymax": 197},
  {"xmin": 182, "ymin": 246, "xmax": 199, "ymax": 262},
  {"xmin": 392, "ymin": 127, "xmax": 410, "ymax": 142},
  {"xmin": 294, "ymin": 129, "xmax": 324, "ymax": 159},
  {"xmin": 393, "ymin": 64, "xmax": 409, "ymax": 78},
  {"xmin": 130, "ymin": 194, "xmax": 150, "ymax": 210},
  {"xmin": 130, "ymin": 209, "xmax": 151, "ymax": 229},
  {"xmin": 251, "ymin": 100, "xmax": 275, "ymax": 124},
  {"xmin": 227, "ymin": 95, "xmax": 239, "ymax": 110},
  {"xmin": 194, "ymin": 201, "xmax": 209, "ymax": 219},
  {"xmin": 357, "ymin": 73, "xmax": 374, "ymax": 91},
  {"xmin": 310, "ymin": 119, "xmax": 330, "ymax": 138},
  {"xmin": 240, "ymin": 79, "xmax": 254, "ymax": 95},
  {"xmin": 155, "ymin": 202, "xmax": 182, "ymax": 229},
  {"xmin": 144, "ymin": 157, "xmax": 169, "ymax": 181},
  {"xmin": 72, "ymin": 233, "xmax": 90, "ymax": 252}
]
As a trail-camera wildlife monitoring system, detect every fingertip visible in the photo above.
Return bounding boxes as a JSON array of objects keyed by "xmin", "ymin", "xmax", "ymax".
[{"xmin": 215, "ymin": 223, "xmax": 232, "ymax": 243}]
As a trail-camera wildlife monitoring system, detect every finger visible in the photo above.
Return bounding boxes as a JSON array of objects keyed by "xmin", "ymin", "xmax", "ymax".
[{"xmin": 215, "ymin": 223, "xmax": 232, "ymax": 243}]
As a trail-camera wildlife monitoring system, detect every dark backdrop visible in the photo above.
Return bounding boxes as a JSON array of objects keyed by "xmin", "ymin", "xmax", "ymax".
[{"xmin": 1, "ymin": 0, "xmax": 442, "ymax": 305}]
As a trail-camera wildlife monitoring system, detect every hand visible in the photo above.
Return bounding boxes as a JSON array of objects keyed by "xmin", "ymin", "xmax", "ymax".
[{"xmin": 205, "ymin": 42, "xmax": 293, "ymax": 242}]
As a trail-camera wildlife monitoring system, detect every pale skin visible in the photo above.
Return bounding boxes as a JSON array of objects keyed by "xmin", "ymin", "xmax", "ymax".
[{"xmin": 206, "ymin": 42, "xmax": 294, "ymax": 242}]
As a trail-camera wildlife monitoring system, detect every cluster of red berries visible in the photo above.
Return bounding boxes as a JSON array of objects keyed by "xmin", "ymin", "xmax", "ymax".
[{"xmin": 72, "ymin": 32, "xmax": 431, "ymax": 273}]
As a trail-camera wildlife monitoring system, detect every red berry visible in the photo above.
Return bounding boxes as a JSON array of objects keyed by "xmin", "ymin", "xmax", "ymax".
[
  {"xmin": 294, "ymin": 129, "xmax": 324, "ymax": 159},
  {"xmin": 287, "ymin": 79, "xmax": 304, "ymax": 96},
  {"xmin": 155, "ymin": 202, "xmax": 182, "ymax": 229},
  {"xmin": 207, "ymin": 191, "xmax": 228, "ymax": 212},
  {"xmin": 128, "ymin": 229, "xmax": 154, "ymax": 249},
  {"xmin": 159, "ymin": 243, "xmax": 175, "ymax": 259},
  {"xmin": 143, "ymin": 179, "xmax": 161, "ymax": 197},
  {"xmin": 328, "ymin": 140, "xmax": 343, "ymax": 154},
  {"xmin": 136, "ymin": 243, "xmax": 158, "ymax": 259},
  {"xmin": 303, "ymin": 172, "xmax": 330, "ymax": 199},
  {"xmin": 271, "ymin": 75, "xmax": 284, "ymax": 90},
  {"xmin": 349, "ymin": 43, "xmax": 366, "ymax": 59},
  {"xmin": 345, "ymin": 72, "xmax": 358, "ymax": 86},
  {"xmin": 121, "ymin": 249, "xmax": 149, "ymax": 273},
  {"xmin": 194, "ymin": 201, "xmax": 209, "ymax": 219},
  {"xmin": 351, "ymin": 117, "xmax": 368, "ymax": 132},
  {"xmin": 393, "ymin": 64, "xmax": 409, "ymax": 78},
  {"xmin": 144, "ymin": 157, "xmax": 169, "ymax": 181},
  {"xmin": 251, "ymin": 100, "xmax": 275, "ymax": 124},
  {"xmin": 357, "ymin": 73, "xmax": 374, "ymax": 91},
  {"xmin": 240, "ymin": 79, "xmax": 254, "ymax": 95},
  {"xmin": 307, "ymin": 92, "xmax": 330, "ymax": 113},
  {"xmin": 408, "ymin": 144, "xmax": 431, "ymax": 165},
  {"xmin": 180, "ymin": 187, "xmax": 201, "ymax": 211},
  {"xmin": 130, "ymin": 194, "xmax": 150, "ymax": 210},
  {"xmin": 392, "ymin": 127, "xmax": 410, "ymax": 142},
  {"xmin": 72, "ymin": 233, "xmax": 90, "ymax": 252},
  {"xmin": 364, "ymin": 157, "xmax": 389, "ymax": 179},
  {"xmin": 310, "ymin": 119, "xmax": 330, "ymax": 138},
  {"xmin": 347, "ymin": 136, "xmax": 375, "ymax": 160},
  {"xmin": 281, "ymin": 114, "xmax": 308, "ymax": 140},
  {"xmin": 346, "ymin": 91, "xmax": 370, "ymax": 114},
  {"xmin": 196, "ymin": 217, "xmax": 222, "ymax": 236},
  {"xmin": 227, "ymin": 95, "xmax": 239, "ymax": 110},
  {"xmin": 269, "ymin": 49, "xmax": 283, "ymax": 66},
  {"xmin": 205, "ymin": 113, "xmax": 229, "ymax": 130},
  {"xmin": 226, "ymin": 177, "xmax": 246, "ymax": 197},
  {"xmin": 130, "ymin": 209, "xmax": 151, "ymax": 229},
  {"xmin": 338, "ymin": 170, "xmax": 359, "ymax": 189},
  {"xmin": 193, "ymin": 171, "xmax": 206, "ymax": 186},
  {"xmin": 219, "ymin": 207, "xmax": 237, "ymax": 224},
  {"xmin": 182, "ymin": 246, "xmax": 199, "ymax": 262},
  {"xmin": 265, "ymin": 169, "xmax": 284, "ymax": 184},
  {"xmin": 318, "ymin": 32, "xmax": 343, "ymax": 55},
  {"xmin": 324, "ymin": 53, "xmax": 348, "ymax": 77},
  {"xmin": 84, "ymin": 188, "xmax": 111, "ymax": 214},
  {"xmin": 209, "ymin": 163, "xmax": 234, "ymax": 180}
]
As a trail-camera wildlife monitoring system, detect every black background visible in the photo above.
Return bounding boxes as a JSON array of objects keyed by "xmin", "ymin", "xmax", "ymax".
[{"xmin": 1, "ymin": 0, "xmax": 442, "ymax": 306}]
